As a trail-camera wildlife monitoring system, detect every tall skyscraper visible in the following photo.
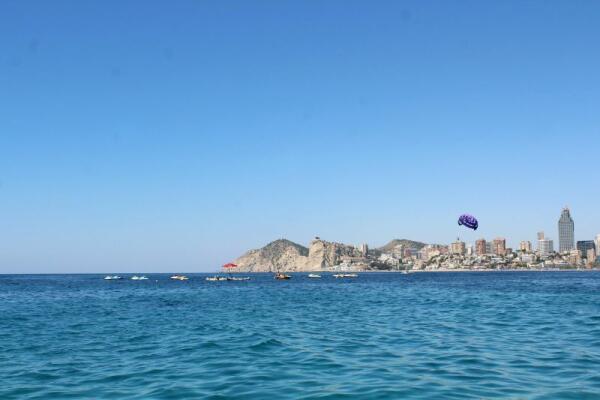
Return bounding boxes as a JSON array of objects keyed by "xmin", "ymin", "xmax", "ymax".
[
  {"xmin": 595, "ymin": 235, "xmax": 600, "ymax": 257},
  {"xmin": 492, "ymin": 238, "xmax": 506, "ymax": 256},
  {"xmin": 558, "ymin": 207, "xmax": 575, "ymax": 253},
  {"xmin": 476, "ymin": 239, "xmax": 487, "ymax": 255}
]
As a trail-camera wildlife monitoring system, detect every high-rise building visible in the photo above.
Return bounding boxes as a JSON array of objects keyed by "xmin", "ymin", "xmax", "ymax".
[
  {"xmin": 558, "ymin": 207, "xmax": 575, "ymax": 253},
  {"xmin": 538, "ymin": 238, "xmax": 554, "ymax": 257},
  {"xmin": 492, "ymin": 238, "xmax": 506, "ymax": 256},
  {"xmin": 451, "ymin": 240, "xmax": 466, "ymax": 255},
  {"xmin": 466, "ymin": 244, "xmax": 474, "ymax": 256},
  {"xmin": 476, "ymin": 239, "xmax": 487, "ymax": 255},
  {"xmin": 520, "ymin": 241, "xmax": 532, "ymax": 253},
  {"xmin": 576, "ymin": 240, "xmax": 595, "ymax": 259},
  {"xmin": 537, "ymin": 232, "xmax": 545, "ymax": 240},
  {"xmin": 359, "ymin": 243, "xmax": 369, "ymax": 257},
  {"xmin": 595, "ymin": 234, "xmax": 600, "ymax": 256}
]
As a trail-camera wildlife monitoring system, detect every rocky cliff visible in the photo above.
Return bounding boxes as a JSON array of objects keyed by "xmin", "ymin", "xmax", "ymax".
[
  {"xmin": 233, "ymin": 238, "xmax": 362, "ymax": 272},
  {"xmin": 306, "ymin": 239, "xmax": 361, "ymax": 270},
  {"xmin": 233, "ymin": 239, "xmax": 309, "ymax": 272}
]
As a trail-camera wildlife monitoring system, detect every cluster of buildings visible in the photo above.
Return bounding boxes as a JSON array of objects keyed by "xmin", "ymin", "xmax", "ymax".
[{"xmin": 371, "ymin": 207, "xmax": 599, "ymax": 271}]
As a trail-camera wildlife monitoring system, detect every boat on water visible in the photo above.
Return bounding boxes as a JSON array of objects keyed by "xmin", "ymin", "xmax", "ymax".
[
  {"xmin": 104, "ymin": 275, "xmax": 122, "ymax": 280},
  {"xmin": 308, "ymin": 274, "xmax": 321, "ymax": 278},
  {"xmin": 206, "ymin": 276, "xmax": 251, "ymax": 282},
  {"xmin": 131, "ymin": 276, "xmax": 148, "ymax": 280},
  {"xmin": 170, "ymin": 275, "xmax": 189, "ymax": 281},
  {"xmin": 275, "ymin": 273, "xmax": 291, "ymax": 280},
  {"xmin": 206, "ymin": 262, "xmax": 251, "ymax": 281},
  {"xmin": 333, "ymin": 273, "xmax": 358, "ymax": 278},
  {"xmin": 206, "ymin": 276, "xmax": 227, "ymax": 281}
]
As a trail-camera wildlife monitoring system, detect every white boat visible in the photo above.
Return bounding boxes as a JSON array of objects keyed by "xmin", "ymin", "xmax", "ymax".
[
  {"xmin": 131, "ymin": 276, "xmax": 148, "ymax": 280},
  {"xmin": 170, "ymin": 275, "xmax": 189, "ymax": 281},
  {"xmin": 333, "ymin": 273, "xmax": 358, "ymax": 278},
  {"xmin": 104, "ymin": 275, "xmax": 122, "ymax": 280},
  {"xmin": 308, "ymin": 274, "xmax": 321, "ymax": 278},
  {"xmin": 206, "ymin": 276, "xmax": 227, "ymax": 281},
  {"xmin": 206, "ymin": 276, "xmax": 250, "ymax": 281}
]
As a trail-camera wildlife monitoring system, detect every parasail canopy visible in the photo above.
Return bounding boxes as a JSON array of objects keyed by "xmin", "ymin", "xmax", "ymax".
[
  {"xmin": 222, "ymin": 263, "xmax": 238, "ymax": 269},
  {"xmin": 458, "ymin": 214, "xmax": 478, "ymax": 230}
]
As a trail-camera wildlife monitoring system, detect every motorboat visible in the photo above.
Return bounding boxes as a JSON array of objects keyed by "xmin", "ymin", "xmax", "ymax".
[
  {"xmin": 131, "ymin": 276, "xmax": 148, "ymax": 280},
  {"xmin": 275, "ymin": 273, "xmax": 291, "ymax": 280},
  {"xmin": 206, "ymin": 276, "xmax": 250, "ymax": 282},
  {"xmin": 104, "ymin": 275, "xmax": 122, "ymax": 280},
  {"xmin": 308, "ymin": 274, "xmax": 321, "ymax": 278},
  {"xmin": 333, "ymin": 273, "xmax": 358, "ymax": 278},
  {"xmin": 206, "ymin": 276, "xmax": 228, "ymax": 281},
  {"xmin": 170, "ymin": 275, "xmax": 189, "ymax": 281}
]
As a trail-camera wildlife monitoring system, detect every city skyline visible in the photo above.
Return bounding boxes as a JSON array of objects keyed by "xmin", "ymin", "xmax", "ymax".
[{"xmin": 1, "ymin": 1, "xmax": 600, "ymax": 273}]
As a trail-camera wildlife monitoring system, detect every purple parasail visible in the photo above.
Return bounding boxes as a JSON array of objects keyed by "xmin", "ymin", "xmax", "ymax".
[{"xmin": 458, "ymin": 214, "xmax": 478, "ymax": 230}]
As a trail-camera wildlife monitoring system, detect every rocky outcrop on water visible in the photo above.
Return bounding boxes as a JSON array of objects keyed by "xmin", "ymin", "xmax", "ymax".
[
  {"xmin": 233, "ymin": 238, "xmax": 364, "ymax": 272},
  {"xmin": 233, "ymin": 239, "xmax": 309, "ymax": 273},
  {"xmin": 305, "ymin": 239, "xmax": 361, "ymax": 270}
]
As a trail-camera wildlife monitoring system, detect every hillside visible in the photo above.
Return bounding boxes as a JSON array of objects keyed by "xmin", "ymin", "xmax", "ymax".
[
  {"xmin": 233, "ymin": 239, "xmax": 309, "ymax": 272},
  {"xmin": 377, "ymin": 239, "xmax": 427, "ymax": 253}
]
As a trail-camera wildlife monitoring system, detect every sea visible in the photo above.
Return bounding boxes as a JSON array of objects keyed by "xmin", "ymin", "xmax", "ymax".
[{"xmin": 1, "ymin": 271, "xmax": 600, "ymax": 399}]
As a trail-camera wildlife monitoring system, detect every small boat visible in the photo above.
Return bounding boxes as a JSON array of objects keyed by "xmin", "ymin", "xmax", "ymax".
[
  {"xmin": 333, "ymin": 273, "xmax": 358, "ymax": 278},
  {"xmin": 104, "ymin": 275, "xmax": 122, "ymax": 280},
  {"xmin": 206, "ymin": 276, "xmax": 228, "ymax": 281},
  {"xmin": 131, "ymin": 276, "xmax": 148, "ymax": 280},
  {"xmin": 170, "ymin": 275, "xmax": 189, "ymax": 281},
  {"xmin": 308, "ymin": 274, "xmax": 321, "ymax": 278},
  {"xmin": 207, "ymin": 275, "xmax": 250, "ymax": 281},
  {"xmin": 275, "ymin": 273, "xmax": 291, "ymax": 280}
]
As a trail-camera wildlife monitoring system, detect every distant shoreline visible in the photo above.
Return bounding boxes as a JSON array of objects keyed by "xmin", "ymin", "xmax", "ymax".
[{"xmin": 3, "ymin": 269, "xmax": 599, "ymax": 276}]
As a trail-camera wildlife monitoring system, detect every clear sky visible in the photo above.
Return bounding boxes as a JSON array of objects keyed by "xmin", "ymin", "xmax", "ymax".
[{"xmin": 1, "ymin": 1, "xmax": 599, "ymax": 273}]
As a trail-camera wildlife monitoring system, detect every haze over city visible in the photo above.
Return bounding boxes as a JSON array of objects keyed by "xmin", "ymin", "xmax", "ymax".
[{"xmin": 1, "ymin": 1, "xmax": 599, "ymax": 273}]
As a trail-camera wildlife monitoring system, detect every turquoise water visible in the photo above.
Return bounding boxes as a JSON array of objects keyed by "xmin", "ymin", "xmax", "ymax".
[{"xmin": 1, "ymin": 272, "xmax": 600, "ymax": 399}]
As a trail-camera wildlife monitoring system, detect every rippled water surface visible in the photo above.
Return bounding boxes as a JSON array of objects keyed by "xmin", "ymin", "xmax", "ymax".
[{"xmin": 1, "ymin": 272, "xmax": 600, "ymax": 399}]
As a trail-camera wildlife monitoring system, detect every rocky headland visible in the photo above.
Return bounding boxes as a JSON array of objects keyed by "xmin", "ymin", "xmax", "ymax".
[{"xmin": 232, "ymin": 237, "xmax": 426, "ymax": 272}]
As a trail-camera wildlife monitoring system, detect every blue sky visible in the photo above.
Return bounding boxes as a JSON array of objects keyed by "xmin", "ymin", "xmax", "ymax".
[{"xmin": 1, "ymin": 1, "xmax": 599, "ymax": 273}]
